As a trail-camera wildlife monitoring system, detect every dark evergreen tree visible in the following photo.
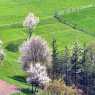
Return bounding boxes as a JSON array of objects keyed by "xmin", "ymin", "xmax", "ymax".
[
  {"xmin": 51, "ymin": 36, "xmax": 64, "ymax": 79},
  {"xmin": 51, "ymin": 37, "xmax": 59, "ymax": 79},
  {"xmin": 62, "ymin": 46, "xmax": 72, "ymax": 85}
]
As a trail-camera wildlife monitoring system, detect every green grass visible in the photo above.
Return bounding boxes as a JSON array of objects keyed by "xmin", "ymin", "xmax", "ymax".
[
  {"xmin": 60, "ymin": 6, "xmax": 95, "ymax": 36},
  {"xmin": 0, "ymin": 0, "xmax": 95, "ymax": 94}
]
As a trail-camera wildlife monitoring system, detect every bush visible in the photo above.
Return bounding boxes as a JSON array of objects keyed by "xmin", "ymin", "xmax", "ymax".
[{"xmin": 47, "ymin": 79, "xmax": 77, "ymax": 95}]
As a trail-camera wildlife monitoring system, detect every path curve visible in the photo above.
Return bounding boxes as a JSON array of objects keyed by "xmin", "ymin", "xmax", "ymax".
[{"xmin": 0, "ymin": 80, "xmax": 19, "ymax": 95}]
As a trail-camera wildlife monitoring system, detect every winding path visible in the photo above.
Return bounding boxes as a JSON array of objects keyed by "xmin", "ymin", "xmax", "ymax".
[{"xmin": 0, "ymin": 80, "xmax": 19, "ymax": 95}]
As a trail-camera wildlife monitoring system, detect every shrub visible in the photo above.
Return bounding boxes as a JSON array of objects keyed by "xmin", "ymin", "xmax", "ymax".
[{"xmin": 47, "ymin": 79, "xmax": 77, "ymax": 95}]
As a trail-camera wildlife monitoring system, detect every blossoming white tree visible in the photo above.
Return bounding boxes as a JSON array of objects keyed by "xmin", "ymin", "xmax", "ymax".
[
  {"xmin": 19, "ymin": 36, "xmax": 52, "ymax": 87},
  {"xmin": 26, "ymin": 63, "xmax": 51, "ymax": 88},
  {"xmin": 23, "ymin": 12, "xmax": 39, "ymax": 38},
  {"xmin": 0, "ymin": 40, "xmax": 4, "ymax": 64}
]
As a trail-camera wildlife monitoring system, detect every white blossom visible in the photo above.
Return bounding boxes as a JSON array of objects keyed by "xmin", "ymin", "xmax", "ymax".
[
  {"xmin": 19, "ymin": 36, "xmax": 52, "ymax": 68},
  {"xmin": 26, "ymin": 63, "xmax": 51, "ymax": 87},
  {"xmin": 0, "ymin": 40, "xmax": 4, "ymax": 63},
  {"xmin": 0, "ymin": 40, "xmax": 3, "ymax": 47},
  {"xmin": 23, "ymin": 12, "xmax": 39, "ymax": 29},
  {"xmin": 19, "ymin": 36, "xmax": 52, "ymax": 87}
]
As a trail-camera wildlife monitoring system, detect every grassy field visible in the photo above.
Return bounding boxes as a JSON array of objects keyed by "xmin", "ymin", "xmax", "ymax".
[
  {"xmin": 0, "ymin": 0, "xmax": 95, "ymax": 94},
  {"xmin": 61, "ymin": 6, "xmax": 95, "ymax": 36}
]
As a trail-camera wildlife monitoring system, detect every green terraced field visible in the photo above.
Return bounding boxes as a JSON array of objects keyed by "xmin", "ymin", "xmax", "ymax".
[
  {"xmin": 0, "ymin": 0, "xmax": 95, "ymax": 94},
  {"xmin": 60, "ymin": 6, "xmax": 95, "ymax": 36}
]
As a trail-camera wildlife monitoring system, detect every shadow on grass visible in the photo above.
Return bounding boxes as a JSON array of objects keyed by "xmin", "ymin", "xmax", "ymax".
[
  {"xmin": 20, "ymin": 88, "xmax": 32, "ymax": 95},
  {"xmin": 9, "ymin": 76, "xmax": 39, "ymax": 95},
  {"xmin": 9, "ymin": 75, "xmax": 26, "ymax": 83},
  {"xmin": 20, "ymin": 88, "xmax": 38, "ymax": 95}
]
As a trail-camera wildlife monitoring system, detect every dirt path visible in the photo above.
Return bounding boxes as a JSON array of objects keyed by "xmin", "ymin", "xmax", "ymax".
[{"xmin": 0, "ymin": 80, "xmax": 19, "ymax": 95}]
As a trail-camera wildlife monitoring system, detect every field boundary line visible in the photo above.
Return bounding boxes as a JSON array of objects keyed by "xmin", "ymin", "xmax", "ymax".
[
  {"xmin": 56, "ymin": 4, "xmax": 95, "ymax": 16},
  {"xmin": 54, "ymin": 16, "xmax": 95, "ymax": 37}
]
